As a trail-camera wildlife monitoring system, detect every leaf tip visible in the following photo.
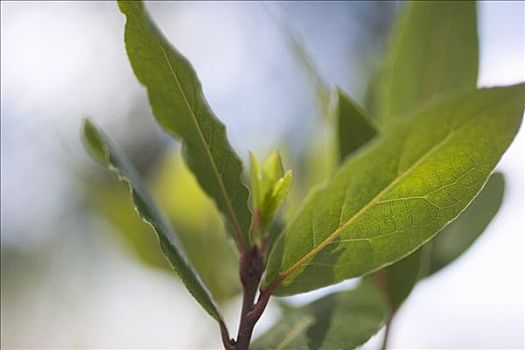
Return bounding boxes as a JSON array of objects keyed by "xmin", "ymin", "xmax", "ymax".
[
  {"xmin": 117, "ymin": 0, "xmax": 143, "ymax": 14},
  {"xmin": 81, "ymin": 118, "xmax": 107, "ymax": 165}
]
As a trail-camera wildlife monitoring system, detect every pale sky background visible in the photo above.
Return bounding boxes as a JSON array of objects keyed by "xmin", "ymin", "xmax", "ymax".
[{"xmin": 1, "ymin": 1, "xmax": 524, "ymax": 348}]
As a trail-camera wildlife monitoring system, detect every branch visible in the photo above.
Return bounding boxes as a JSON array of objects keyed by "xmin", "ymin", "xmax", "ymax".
[{"xmin": 226, "ymin": 243, "xmax": 272, "ymax": 350}]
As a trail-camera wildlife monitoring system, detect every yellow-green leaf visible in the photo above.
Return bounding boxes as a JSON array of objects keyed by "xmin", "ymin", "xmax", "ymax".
[
  {"xmin": 261, "ymin": 170, "xmax": 293, "ymax": 228},
  {"xmin": 263, "ymin": 84, "xmax": 524, "ymax": 296},
  {"xmin": 370, "ymin": 0, "xmax": 481, "ymax": 312},
  {"xmin": 426, "ymin": 171, "xmax": 506, "ymax": 276}
]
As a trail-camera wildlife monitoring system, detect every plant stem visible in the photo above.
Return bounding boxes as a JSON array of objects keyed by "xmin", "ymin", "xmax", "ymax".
[
  {"xmin": 220, "ymin": 320, "xmax": 236, "ymax": 350},
  {"xmin": 228, "ymin": 246, "xmax": 269, "ymax": 350},
  {"xmin": 381, "ymin": 315, "xmax": 394, "ymax": 350},
  {"xmin": 219, "ymin": 232, "xmax": 278, "ymax": 350}
]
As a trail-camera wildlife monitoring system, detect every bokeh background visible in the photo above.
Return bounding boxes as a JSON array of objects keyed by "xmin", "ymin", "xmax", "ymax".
[{"xmin": 1, "ymin": 1, "xmax": 523, "ymax": 348}]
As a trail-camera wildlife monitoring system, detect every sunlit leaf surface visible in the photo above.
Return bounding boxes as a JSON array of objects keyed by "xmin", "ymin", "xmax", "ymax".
[{"xmin": 264, "ymin": 84, "xmax": 524, "ymax": 296}]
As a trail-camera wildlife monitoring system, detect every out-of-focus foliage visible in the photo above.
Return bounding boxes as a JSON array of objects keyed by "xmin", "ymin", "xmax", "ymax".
[
  {"xmin": 336, "ymin": 89, "xmax": 378, "ymax": 162},
  {"xmin": 153, "ymin": 152, "xmax": 241, "ymax": 300},
  {"xmin": 375, "ymin": 1, "xmax": 479, "ymax": 125},
  {"xmin": 85, "ymin": 150, "xmax": 241, "ymax": 301},
  {"xmin": 425, "ymin": 172, "xmax": 506, "ymax": 276},
  {"xmin": 82, "ymin": 120, "xmax": 223, "ymax": 321},
  {"xmin": 253, "ymin": 281, "xmax": 388, "ymax": 349},
  {"xmin": 88, "ymin": 180, "xmax": 169, "ymax": 270}
]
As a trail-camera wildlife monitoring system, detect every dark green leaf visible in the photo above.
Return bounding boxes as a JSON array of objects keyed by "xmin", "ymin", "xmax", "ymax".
[
  {"xmin": 252, "ymin": 281, "xmax": 388, "ymax": 350},
  {"xmin": 82, "ymin": 119, "xmax": 223, "ymax": 321},
  {"xmin": 263, "ymin": 84, "xmax": 524, "ymax": 296},
  {"xmin": 377, "ymin": 1, "xmax": 478, "ymax": 124},
  {"xmin": 426, "ymin": 172, "xmax": 506, "ymax": 276},
  {"xmin": 374, "ymin": 248, "xmax": 423, "ymax": 312},
  {"xmin": 337, "ymin": 88, "xmax": 379, "ymax": 161},
  {"xmin": 118, "ymin": 0, "xmax": 251, "ymax": 249}
]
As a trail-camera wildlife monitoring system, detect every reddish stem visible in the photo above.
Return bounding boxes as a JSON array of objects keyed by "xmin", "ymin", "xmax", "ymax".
[{"xmin": 220, "ymin": 224, "xmax": 281, "ymax": 349}]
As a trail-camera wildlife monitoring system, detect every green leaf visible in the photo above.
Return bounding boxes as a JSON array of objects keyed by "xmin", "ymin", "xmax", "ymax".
[
  {"xmin": 151, "ymin": 153, "xmax": 241, "ymax": 300},
  {"xmin": 250, "ymin": 151, "xmax": 263, "ymax": 210},
  {"xmin": 426, "ymin": 171, "xmax": 506, "ymax": 276},
  {"xmin": 377, "ymin": 1, "xmax": 478, "ymax": 124},
  {"xmin": 252, "ymin": 281, "xmax": 388, "ymax": 350},
  {"xmin": 369, "ymin": 0, "xmax": 480, "ymax": 313},
  {"xmin": 263, "ymin": 151, "xmax": 286, "ymax": 184},
  {"xmin": 118, "ymin": 0, "xmax": 251, "ymax": 249},
  {"xmin": 337, "ymin": 86, "xmax": 420, "ymax": 311},
  {"xmin": 261, "ymin": 170, "xmax": 293, "ymax": 228},
  {"xmin": 86, "ymin": 151, "xmax": 242, "ymax": 301},
  {"xmin": 263, "ymin": 84, "xmax": 524, "ymax": 296},
  {"xmin": 82, "ymin": 119, "xmax": 223, "ymax": 321},
  {"xmin": 380, "ymin": 172, "xmax": 506, "ymax": 309},
  {"xmin": 251, "ymin": 152, "xmax": 293, "ymax": 233},
  {"xmin": 373, "ymin": 248, "xmax": 423, "ymax": 312},
  {"xmin": 85, "ymin": 180, "xmax": 172, "ymax": 271},
  {"xmin": 337, "ymin": 88, "xmax": 379, "ymax": 161}
]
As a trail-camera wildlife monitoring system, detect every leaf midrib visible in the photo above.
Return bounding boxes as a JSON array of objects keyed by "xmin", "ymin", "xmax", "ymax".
[
  {"xmin": 270, "ymin": 125, "xmax": 462, "ymax": 289},
  {"xmin": 156, "ymin": 39, "xmax": 245, "ymax": 247}
]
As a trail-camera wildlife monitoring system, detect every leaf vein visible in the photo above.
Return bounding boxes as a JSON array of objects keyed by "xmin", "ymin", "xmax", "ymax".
[{"xmin": 157, "ymin": 40, "xmax": 245, "ymax": 246}]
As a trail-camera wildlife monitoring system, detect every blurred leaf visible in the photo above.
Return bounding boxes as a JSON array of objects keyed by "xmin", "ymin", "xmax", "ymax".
[
  {"xmin": 82, "ymin": 120, "xmax": 223, "ymax": 322},
  {"xmin": 301, "ymin": 127, "xmax": 337, "ymax": 189},
  {"xmin": 266, "ymin": 4, "xmax": 332, "ymax": 121},
  {"xmin": 263, "ymin": 85, "xmax": 524, "ymax": 296},
  {"xmin": 373, "ymin": 248, "xmax": 423, "ymax": 312},
  {"xmin": 252, "ymin": 281, "xmax": 388, "ymax": 350},
  {"xmin": 118, "ymin": 0, "xmax": 252, "ymax": 249},
  {"xmin": 336, "ymin": 88, "xmax": 379, "ymax": 161},
  {"xmin": 364, "ymin": 68, "xmax": 385, "ymax": 121},
  {"xmin": 87, "ymin": 181, "xmax": 170, "ymax": 270},
  {"xmin": 266, "ymin": 3, "xmax": 337, "ymax": 192},
  {"xmin": 426, "ymin": 172, "xmax": 506, "ymax": 276},
  {"xmin": 250, "ymin": 152, "xmax": 263, "ymax": 210},
  {"xmin": 85, "ymin": 151, "xmax": 242, "ymax": 300},
  {"xmin": 377, "ymin": 1, "xmax": 478, "ymax": 124},
  {"xmin": 152, "ymin": 152, "xmax": 241, "ymax": 300}
]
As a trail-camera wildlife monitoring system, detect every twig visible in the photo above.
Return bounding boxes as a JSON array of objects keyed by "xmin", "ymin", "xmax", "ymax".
[{"xmin": 380, "ymin": 314, "xmax": 394, "ymax": 350}]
